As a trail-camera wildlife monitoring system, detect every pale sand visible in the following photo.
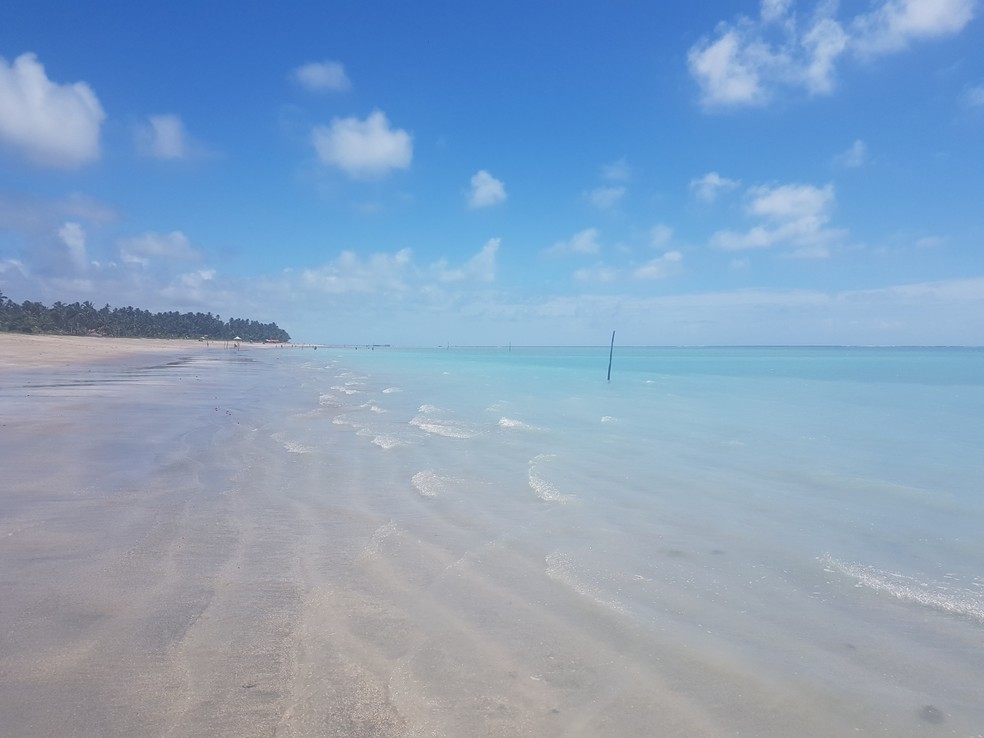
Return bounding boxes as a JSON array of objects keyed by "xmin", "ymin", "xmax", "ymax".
[
  {"xmin": 0, "ymin": 344, "xmax": 416, "ymax": 737},
  {"xmin": 0, "ymin": 333, "xmax": 214, "ymax": 369}
]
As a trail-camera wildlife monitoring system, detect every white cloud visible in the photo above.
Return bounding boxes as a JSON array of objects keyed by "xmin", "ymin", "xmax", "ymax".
[
  {"xmin": 136, "ymin": 114, "xmax": 188, "ymax": 159},
  {"xmin": 549, "ymin": 228, "xmax": 602, "ymax": 256},
  {"xmin": 0, "ymin": 52, "xmax": 105, "ymax": 168},
  {"xmin": 292, "ymin": 61, "xmax": 352, "ymax": 92},
  {"xmin": 748, "ymin": 182, "xmax": 834, "ymax": 219},
  {"xmin": 302, "ymin": 248, "xmax": 413, "ymax": 294},
  {"xmin": 57, "ymin": 222, "xmax": 88, "ymax": 270},
  {"xmin": 851, "ymin": 0, "xmax": 977, "ymax": 55},
  {"xmin": 118, "ymin": 230, "xmax": 201, "ymax": 267},
  {"xmin": 467, "ymin": 170, "xmax": 507, "ymax": 209},
  {"xmin": 586, "ymin": 186, "xmax": 626, "ymax": 210},
  {"xmin": 649, "ymin": 224, "xmax": 674, "ymax": 249},
  {"xmin": 435, "ymin": 238, "xmax": 499, "ymax": 282},
  {"xmin": 634, "ymin": 250, "xmax": 683, "ymax": 280},
  {"xmin": 711, "ymin": 182, "xmax": 843, "ymax": 257},
  {"xmin": 801, "ymin": 17, "xmax": 850, "ymax": 94},
  {"xmin": 691, "ymin": 171, "xmax": 741, "ymax": 202},
  {"xmin": 601, "ymin": 158, "xmax": 631, "ymax": 181},
  {"xmin": 688, "ymin": 29, "xmax": 768, "ymax": 107},
  {"xmin": 312, "ymin": 110, "xmax": 412, "ymax": 179},
  {"xmin": 833, "ymin": 139, "xmax": 867, "ymax": 168},
  {"xmin": 689, "ymin": 0, "xmax": 976, "ymax": 108}
]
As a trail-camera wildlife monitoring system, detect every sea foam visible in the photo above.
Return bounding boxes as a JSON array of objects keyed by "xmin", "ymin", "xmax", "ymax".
[{"xmin": 821, "ymin": 554, "xmax": 984, "ymax": 624}]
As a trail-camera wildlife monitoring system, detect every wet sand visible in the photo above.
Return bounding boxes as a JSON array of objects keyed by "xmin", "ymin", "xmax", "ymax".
[
  {"xmin": 0, "ymin": 334, "xmax": 217, "ymax": 369},
  {"xmin": 0, "ymin": 341, "xmax": 298, "ymax": 736},
  {"xmin": 0, "ymin": 343, "xmax": 676, "ymax": 737},
  {"xmin": 1, "ymin": 340, "xmax": 973, "ymax": 736}
]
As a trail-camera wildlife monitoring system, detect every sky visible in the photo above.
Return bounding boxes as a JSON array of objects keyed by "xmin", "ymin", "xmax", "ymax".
[{"xmin": 1, "ymin": 0, "xmax": 983, "ymax": 346}]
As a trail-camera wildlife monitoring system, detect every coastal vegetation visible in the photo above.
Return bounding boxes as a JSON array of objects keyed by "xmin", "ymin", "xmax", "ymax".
[{"xmin": 0, "ymin": 291, "xmax": 290, "ymax": 342}]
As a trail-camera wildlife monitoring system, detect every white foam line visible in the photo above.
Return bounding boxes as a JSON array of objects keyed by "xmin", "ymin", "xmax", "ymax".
[
  {"xmin": 372, "ymin": 435, "xmax": 404, "ymax": 450},
  {"xmin": 409, "ymin": 416, "xmax": 479, "ymax": 439},
  {"xmin": 546, "ymin": 551, "xmax": 625, "ymax": 614},
  {"xmin": 528, "ymin": 455, "xmax": 572, "ymax": 503},
  {"xmin": 498, "ymin": 417, "xmax": 541, "ymax": 430},
  {"xmin": 821, "ymin": 554, "xmax": 984, "ymax": 624}
]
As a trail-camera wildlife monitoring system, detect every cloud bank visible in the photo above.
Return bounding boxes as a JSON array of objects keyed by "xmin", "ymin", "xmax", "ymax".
[{"xmin": 689, "ymin": 0, "xmax": 977, "ymax": 108}]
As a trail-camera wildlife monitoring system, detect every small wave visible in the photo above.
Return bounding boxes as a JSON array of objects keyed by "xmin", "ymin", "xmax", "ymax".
[
  {"xmin": 417, "ymin": 404, "xmax": 441, "ymax": 413},
  {"xmin": 820, "ymin": 554, "xmax": 984, "ymax": 624},
  {"xmin": 318, "ymin": 393, "xmax": 339, "ymax": 406},
  {"xmin": 410, "ymin": 419, "xmax": 478, "ymax": 439},
  {"xmin": 409, "ymin": 416, "xmax": 479, "ymax": 439},
  {"xmin": 546, "ymin": 551, "xmax": 625, "ymax": 614},
  {"xmin": 273, "ymin": 432, "xmax": 315, "ymax": 454},
  {"xmin": 528, "ymin": 455, "xmax": 572, "ymax": 503},
  {"xmin": 600, "ymin": 416, "xmax": 616, "ymax": 423},
  {"xmin": 372, "ymin": 435, "xmax": 404, "ymax": 450},
  {"xmin": 410, "ymin": 469, "xmax": 455, "ymax": 498},
  {"xmin": 358, "ymin": 521, "xmax": 400, "ymax": 561},
  {"xmin": 283, "ymin": 441, "xmax": 314, "ymax": 454},
  {"xmin": 332, "ymin": 414, "xmax": 363, "ymax": 429},
  {"xmin": 382, "ymin": 387, "xmax": 401, "ymax": 394},
  {"xmin": 498, "ymin": 417, "xmax": 538, "ymax": 430},
  {"xmin": 330, "ymin": 385, "xmax": 361, "ymax": 395}
]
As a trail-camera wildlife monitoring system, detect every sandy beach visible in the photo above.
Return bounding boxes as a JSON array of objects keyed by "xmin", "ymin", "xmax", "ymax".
[
  {"xmin": 0, "ymin": 334, "xmax": 218, "ymax": 369},
  {"xmin": 1, "ymin": 337, "xmax": 445, "ymax": 737},
  {"xmin": 0, "ymin": 338, "xmax": 316, "ymax": 737}
]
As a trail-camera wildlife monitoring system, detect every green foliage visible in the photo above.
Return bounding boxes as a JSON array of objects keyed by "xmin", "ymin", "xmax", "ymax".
[{"xmin": 0, "ymin": 295, "xmax": 290, "ymax": 342}]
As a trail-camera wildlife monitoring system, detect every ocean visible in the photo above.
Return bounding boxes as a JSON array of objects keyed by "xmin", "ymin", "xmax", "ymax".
[{"xmin": 2, "ymin": 345, "xmax": 983, "ymax": 736}]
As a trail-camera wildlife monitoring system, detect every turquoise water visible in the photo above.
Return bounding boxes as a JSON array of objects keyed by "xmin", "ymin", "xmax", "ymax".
[
  {"xmin": 282, "ymin": 345, "xmax": 984, "ymax": 733},
  {"xmin": 5, "ymin": 345, "xmax": 982, "ymax": 735},
  {"xmin": 308, "ymin": 345, "xmax": 984, "ymax": 595}
]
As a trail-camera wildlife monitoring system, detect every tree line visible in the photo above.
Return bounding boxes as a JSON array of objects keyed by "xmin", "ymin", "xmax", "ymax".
[{"xmin": 0, "ymin": 291, "xmax": 290, "ymax": 342}]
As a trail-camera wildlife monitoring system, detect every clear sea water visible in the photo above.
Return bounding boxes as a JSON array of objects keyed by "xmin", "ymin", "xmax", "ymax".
[
  {"xmin": 5, "ymin": 345, "xmax": 983, "ymax": 736},
  {"xmin": 274, "ymin": 345, "xmax": 984, "ymax": 735}
]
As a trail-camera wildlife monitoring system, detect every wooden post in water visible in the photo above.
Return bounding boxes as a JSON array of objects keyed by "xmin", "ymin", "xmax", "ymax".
[{"xmin": 607, "ymin": 330, "xmax": 615, "ymax": 382}]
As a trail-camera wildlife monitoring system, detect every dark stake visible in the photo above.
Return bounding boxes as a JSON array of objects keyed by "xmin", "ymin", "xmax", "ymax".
[{"xmin": 607, "ymin": 330, "xmax": 615, "ymax": 382}]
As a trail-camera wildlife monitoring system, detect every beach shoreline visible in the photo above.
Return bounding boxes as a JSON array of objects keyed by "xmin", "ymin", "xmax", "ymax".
[
  {"xmin": 2, "ymin": 345, "xmax": 982, "ymax": 736},
  {"xmin": 0, "ymin": 333, "xmax": 293, "ymax": 370}
]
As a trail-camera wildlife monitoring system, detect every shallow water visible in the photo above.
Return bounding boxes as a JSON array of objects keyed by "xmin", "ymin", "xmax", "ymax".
[{"xmin": 2, "ymin": 346, "xmax": 982, "ymax": 736}]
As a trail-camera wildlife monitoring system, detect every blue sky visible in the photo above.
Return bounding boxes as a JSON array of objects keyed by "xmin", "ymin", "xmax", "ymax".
[{"xmin": 1, "ymin": 0, "xmax": 982, "ymax": 345}]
